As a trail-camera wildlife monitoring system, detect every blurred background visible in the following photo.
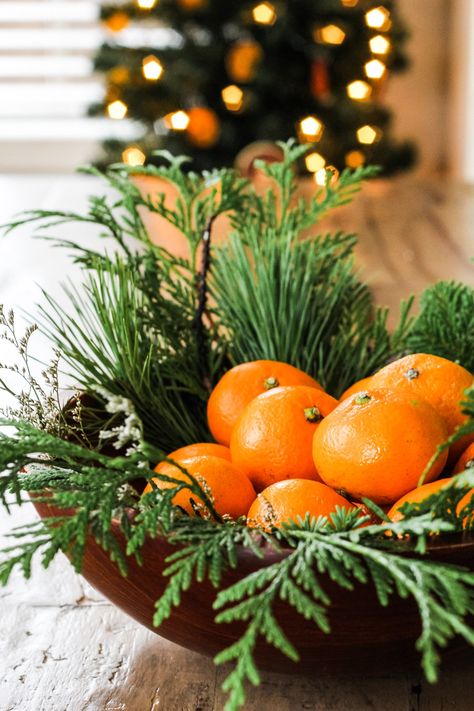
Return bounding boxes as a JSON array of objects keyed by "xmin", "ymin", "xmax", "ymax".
[{"xmin": 0, "ymin": 0, "xmax": 471, "ymax": 179}]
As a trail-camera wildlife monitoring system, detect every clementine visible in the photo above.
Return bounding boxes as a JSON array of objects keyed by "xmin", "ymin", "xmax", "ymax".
[
  {"xmin": 154, "ymin": 442, "xmax": 231, "ymax": 473},
  {"xmin": 387, "ymin": 478, "xmax": 453, "ymax": 522},
  {"xmin": 370, "ymin": 353, "xmax": 474, "ymax": 461},
  {"xmin": 453, "ymin": 441, "xmax": 474, "ymax": 474},
  {"xmin": 247, "ymin": 479, "xmax": 354, "ymax": 531},
  {"xmin": 340, "ymin": 376, "xmax": 373, "ymax": 401},
  {"xmin": 144, "ymin": 454, "xmax": 255, "ymax": 519},
  {"xmin": 230, "ymin": 385, "xmax": 338, "ymax": 492},
  {"xmin": 207, "ymin": 360, "xmax": 322, "ymax": 446},
  {"xmin": 312, "ymin": 389, "xmax": 448, "ymax": 505},
  {"xmin": 388, "ymin": 477, "xmax": 474, "ymax": 527}
]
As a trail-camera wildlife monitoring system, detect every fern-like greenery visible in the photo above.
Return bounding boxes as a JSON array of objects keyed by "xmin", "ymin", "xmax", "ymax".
[{"xmin": 1, "ymin": 140, "xmax": 474, "ymax": 711}]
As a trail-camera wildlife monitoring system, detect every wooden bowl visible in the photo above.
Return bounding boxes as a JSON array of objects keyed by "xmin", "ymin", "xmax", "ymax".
[{"xmin": 33, "ymin": 500, "xmax": 474, "ymax": 675}]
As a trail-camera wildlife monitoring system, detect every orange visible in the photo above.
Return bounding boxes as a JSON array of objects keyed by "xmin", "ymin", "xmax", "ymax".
[
  {"xmin": 312, "ymin": 389, "xmax": 448, "ymax": 505},
  {"xmin": 453, "ymin": 441, "xmax": 474, "ymax": 474},
  {"xmin": 387, "ymin": 478, "xmax": 453, "ymax": 522},
  {"xmin": 230, "ymin": 385, "xmax": 338, "ymax": 492},
  {"xmin": 340, "ymin": 376, "xmax": 373, "ymax": 401},
  {"xmin": 247, "ymin": 479, "xmax": 354, "ymax": 531},
  {"xmin": 154, "ymin": 442, "xmax": 231, "ymax": 473},
  {"xmin": 144, "ymin": 454, "xmax": 255, "ymax": 519},
  {"xmin": 370, "ymin": 353, "xmax": 474, "ymax": 461},
  {"xmin": 388, "ymin": 477, "xmax": 474, "ymax": 528},
  {"xmin": 207, "ymin": 360, "xmax": 322, "ymax": 446}
]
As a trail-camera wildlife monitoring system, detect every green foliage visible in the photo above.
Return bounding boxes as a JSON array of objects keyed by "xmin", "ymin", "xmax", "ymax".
[
  {"xmin": 1, "ymin": 141, "xmax": 474, "ymax": 711},
  {"xmin": 406, "ymin": 281, "xmax": 474, "ymax": 373},
  {"xmin": 212, "ymin": 147, "xmax": 411, "ymax": 395}
]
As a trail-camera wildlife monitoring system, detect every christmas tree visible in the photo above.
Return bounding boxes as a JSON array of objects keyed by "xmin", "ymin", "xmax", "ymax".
[{"xmin": 91, "ymin": 0, "xmax": 415, "ymax": 175}]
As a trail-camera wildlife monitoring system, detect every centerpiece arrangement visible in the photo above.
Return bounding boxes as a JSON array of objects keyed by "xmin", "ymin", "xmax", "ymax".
[{"xmin": 1, "ymin": 141, "xmax": 473, "ymax": 711}]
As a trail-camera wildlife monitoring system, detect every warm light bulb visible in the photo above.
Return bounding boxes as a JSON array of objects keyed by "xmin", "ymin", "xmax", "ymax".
[
  {"xmin": 221, "ymin": 84, "xmax": 244, "ymax": 111},
  {"xmin": 357, "ymin": 125, "xmax": 381, "ymax": 144},
  {"xmin": 142, "ymin": 55, "xmax": 163, "ymax": 81},
  {"xmin": 252, "ymin": 2, "xmax": 277, "ymax": 25},
  {"xmin": 365, "ymin": 6, "xmax": 391, "ymax": 30},
  {"xmin": 365, "ymin": 58, "xmax": 386, "ymax": 79},
  {"xmin": 305, "ymin": 152, "xmax": 326, "ymax": 173},
  {"xmin": 122, "ymin": 146, "xmax": 146, "ymax": 166},
  {"xmin": 107, "ymin": 99, "xmax": 128, "ymax": 120},
  {"xmin": 315, "ymin": 24, "xmax": 346, "ymax": 45},
  {"xmin": 314, "ymin": 166, "xmax": 339, "ymax": 186},
  {"xmin": 369, "ymin": 34, "xmax": 391, "ymax": 54},
  {"xmin": 345, "ymin": 150, "xmax": 365, "ymax": 168},
  {"xmin": 136, "ymin": 0, "xmax": 157, "ymax": 9},
  {"xmin": 299, "ymin": 115, "xmax": 323, "ymax": 140},
  {"xmin": 165, "ymin": 110, "xmax": 190, "ymax": 130},
  {"xmin": 341, "ymin": 0, "xmax": 358, "ymax": 6},
  {"xmin": 347, "ymin": 80, "xmax": 372, "ymax": 100}
]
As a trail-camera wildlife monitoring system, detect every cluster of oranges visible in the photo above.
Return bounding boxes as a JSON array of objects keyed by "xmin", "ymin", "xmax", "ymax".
[{"xmin": 145, "ymin": 355, "xmax": 474, "ymax": 529}]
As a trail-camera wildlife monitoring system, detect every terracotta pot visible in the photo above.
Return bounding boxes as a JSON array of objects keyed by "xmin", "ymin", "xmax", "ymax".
[{"xmin": 33, "ymin": 500, "xmax": 474, "ymax": 675}]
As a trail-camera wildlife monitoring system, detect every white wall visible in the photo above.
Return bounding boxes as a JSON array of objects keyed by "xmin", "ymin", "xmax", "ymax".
[
  {"xmin": 447, "ymin": 0, "xmax": 474, "ymax": 181},
  {"xmin": 384, "ymin": 0, "xmax": 451, "ymax": 177}
]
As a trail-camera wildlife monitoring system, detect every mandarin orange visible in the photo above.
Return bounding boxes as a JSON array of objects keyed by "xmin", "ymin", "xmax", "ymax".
[
  {"xmin": 247, "ymin": 479, "xmax": 354, "ymax": 531},
  {"xmin": 144, "ymin": 454, "xmax": 255, "ymax": 519},
  {"xmin": 312, "ymin": 389, "xmax": 448, "ymax": 505},
  {"xmin": 387, "ymin": 478, "xmax": 453, "ymax": 522},
  {"xmin": 388, "ymin": 477, "xmax": 474, "ymax": 527},
  {"xmin": 230, "ymin": 385, "xmax": 338, "ymax": 492},
  {"xmin": 370, "ymin": 353, "xmax": 474, "ymax": 461},
  {"xmin": 453, "ymin": 441, "xmax": 474, "ymax": 474},
  {"xmin": 154, "ymin": 442, "xmax": 231, "ymax": 474},
  {"xmin": 207, "ymin": 360, "xmax": 322, "ymax": 446},
  {"xmin": 340, "ymin": 376, "xmax": 373, "ymax": 401}
]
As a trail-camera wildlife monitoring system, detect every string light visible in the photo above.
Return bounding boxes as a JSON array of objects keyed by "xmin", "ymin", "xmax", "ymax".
[
  {"xmin": 341, "ymin": 0, "xmax": 358, "ymax": 6},
  {"xmin": 369, "ymin": 34, "xmax": 391, "ymax": 55},
  {"xmin": 314, "ymin": 24, "xmax": 346, "ymax": 45},
  {"xmin": 299, "ymin": 115, "xmax": 324, "ymax": 140},
  {"xmin": 142, "ymin": 55, "xmax": 163, "ymax": 81},
  {"xmin": 252, "ymin": 2, "xmax": 277, "ymax": 25},
  {"xmin": 136, "ymin": 0, "xmax": 158, "ymax": 9},
  {"xmin": 305, "ymin": 152, "xmax": 326, "ymax": 173},
  {"xmin": 122, "ymin": 146, "xmax": 146, "ymax": 166},
  {"xmin": 314, "ymin": 166, "xmax": 339, "ymax": 187},
  {"xmin": 365, "ymin": 6, "xmax": 391, "ymax": 30},
  {"xmin": 221, "ymin": 84, "xmax": 244, "ymax": 111},
  {"xmin": 346, "ymin": 150, "xmax": 365, "ymax": 168},
  {"xmin": 365, "ymin": 58, "xmax": 386, "ymax": 79},
  {"xmin": 164, "ymin": 110, "xmax": 190, "ymax": 130},
  {"xmin": 347, "ymin": 80, "xmax": 372, "ymax": 100},
  {"xmin": 357, "ymin": 125, "xmax": 381, "ymax": 144},
  {"xmin": 107, "ymin": 99, "xmax": 128, "ymax": 120}
]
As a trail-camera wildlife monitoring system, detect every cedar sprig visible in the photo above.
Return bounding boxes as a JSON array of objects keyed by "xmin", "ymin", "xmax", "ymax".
[{"xmin": 212, "ymin": 496, "xmax": 474, "ymax": 711}]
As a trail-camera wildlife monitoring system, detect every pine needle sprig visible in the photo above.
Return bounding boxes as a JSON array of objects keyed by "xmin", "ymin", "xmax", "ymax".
[{"xmin": 406, "ymin": 281, "xmax": 474, "ymax": 373}]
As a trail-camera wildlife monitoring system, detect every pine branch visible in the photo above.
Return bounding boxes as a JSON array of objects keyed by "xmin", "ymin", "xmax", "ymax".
[{"xmin": 406, "ymin": 281, "xmax": 474, "ymax": 373}]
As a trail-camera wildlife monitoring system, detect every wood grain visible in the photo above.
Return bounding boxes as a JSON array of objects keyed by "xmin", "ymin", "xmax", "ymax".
[{"xmin": 2, "ymin": 176, "xmax": 474, "ymax": 710}]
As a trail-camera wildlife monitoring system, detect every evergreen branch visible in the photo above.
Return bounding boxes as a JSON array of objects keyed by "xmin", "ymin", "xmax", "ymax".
[
  {"xmin": 213, "ymin": 508, "xmax": 474, "ymax": 710},
  {"xmin": 406, "ymin": 281, "xmax": 474, "ymax": 373}
]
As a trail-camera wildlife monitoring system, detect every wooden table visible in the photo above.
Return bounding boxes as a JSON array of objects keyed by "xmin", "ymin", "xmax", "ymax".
[{"xmin": 1, "ymin": 176, "xmax": 474, "ymax": 710}]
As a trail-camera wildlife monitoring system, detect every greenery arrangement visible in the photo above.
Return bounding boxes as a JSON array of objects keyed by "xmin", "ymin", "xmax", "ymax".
[
  {"xmin": 1, "ymin": 141, "xmax": 473, "ymax": 711},
  {"xmin": 93, "ymin": 0, "xmax": 415, "ymax": 174}
]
